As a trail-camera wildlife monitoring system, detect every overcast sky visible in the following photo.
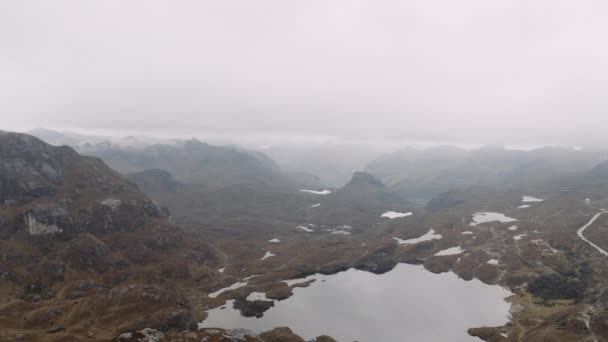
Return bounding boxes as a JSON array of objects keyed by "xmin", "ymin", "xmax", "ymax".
[{"xmin": 2, "ymin": 1, "xmax": 608, "ymax": 146}]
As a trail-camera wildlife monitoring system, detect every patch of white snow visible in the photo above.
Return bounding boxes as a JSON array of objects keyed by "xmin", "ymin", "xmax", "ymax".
[
  {"xmin": 246, "ymin": 292, "xmax": 271, "ymax": 301},
  {"xmin": 381, "ymin": 211, "xmax": 413, "ymax": 219},
  {"xmin": 513, "ymin": 234, "xmax": 527, "ymax": 241},
  {"xmin": 522, "ymin": 196, "xmax": 543, "ymax": 202},
  {"xmin": 470, "ymin": 212, "xmax": 517, "ymax": 226},
  {"xmin": 434, "ymin": 246, "xmax": 465, "ymax": 256},
  {"xmin": 296, "ymin": 225, "xmax": 314, "ymax": 232},
  {"xmin": 261, "ymin": 251, "xmax": 276, "ymax": 260},
  {"xmin": 393, "ymin": 229, "xmax": 442, "ymax": 245},
  {"xmin": 300, "ymin": 190, "xmax": 331, "ymax": 195}
]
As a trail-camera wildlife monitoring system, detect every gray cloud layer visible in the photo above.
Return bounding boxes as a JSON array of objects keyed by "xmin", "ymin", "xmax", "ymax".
[{"xmin": 2, "ymin": 1, "xmax": 608, "ymax": 146}]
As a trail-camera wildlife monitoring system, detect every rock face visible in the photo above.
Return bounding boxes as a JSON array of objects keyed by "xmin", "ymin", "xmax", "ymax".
[
  {"xmin": 0, "ymin": 131, "xmax": 167, "ymax": 240},
  {"xmin": 0, "ymin": 131, "xmax": 217, "ymax": 341},
  {"xmin": 0, "ymin": 131, "xmax": 77, "ymax": 205}
]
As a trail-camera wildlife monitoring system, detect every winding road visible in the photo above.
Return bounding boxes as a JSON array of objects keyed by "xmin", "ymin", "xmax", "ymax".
[{"xmin": 577, "ymin": 211, "xmax": 608, "ymax": 256}]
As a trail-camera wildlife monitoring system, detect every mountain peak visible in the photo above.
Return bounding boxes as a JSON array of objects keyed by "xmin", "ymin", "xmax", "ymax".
[{"xmin": 347, "ymin": 172, "xmax": 388, "ymax": 189}]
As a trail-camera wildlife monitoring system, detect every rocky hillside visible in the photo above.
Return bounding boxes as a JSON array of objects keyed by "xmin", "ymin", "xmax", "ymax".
[
  {"xmin": 0, "ymin": 131, "xmax": 220, "ymax": 341},
  {"xmin": 127, "ymin": 168, "xmax": 316, "ymax": 239}
]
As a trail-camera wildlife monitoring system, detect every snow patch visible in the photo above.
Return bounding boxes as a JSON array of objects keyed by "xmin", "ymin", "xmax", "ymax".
[
  {"xmin": 470, "ymin": 212, "xmax": 517, "ymax": 226},
  {"xmin": 393, "ymin": 228, "xmax": 442, "ymax": 245},
  {"xmin": 282, "ymin": 274, "xmax": 318, "ymax": 287},
  {"xmin": 461, "ymin": 231, "xmax": 474, "ymax": 235},
  {"xmin": 246, "ymin": 292, "xmax": 271, "ymax": 301},
  {"xmin": 517, "ymin": 205, "xmax": 531, "ymax": 209},
  {"xmin": 300, "ymin": 189, "xmax": 331, "ymax": 195},
  {"xmin": 513, "ymin": 234, "xmax": 527, "ymax": 241},
  {"xmin": 261, "ymin": 251, "xmax": 276, "ymax": 260},
  {"xmin": 381, "ymin": 211, "xmax": 412, "ymax": 219},
  {"xmin": 208, "ymin": 281, "xmax": 249, "ymax": 298},
  {"xmin": 487, "ymin": 259, "xmax": 499, "ymax": 265},
  {"xmin": 522, "ymin": 196, "xmax": 543, "ymax": 202},
  {"xmin": 268, "ymin": 238, "xmax": 281, "ymax": 243},
  {"xmin": 310, "ymin": 203, "xmax": 321, "ymax": 208},
  {"xmin": 508, "ymin": 225, "xmax": 518, "ymax": 231},
  {"xmin": 434, "ymin": 246, "xmax": 465, "ymax": 256},
  {"xmin": 208, "ymin": 274, "xmax": 261, "ymax": 297},
  {"xmin": 296, "ymin": 225, "xmax": 314, "ymax": 232}
]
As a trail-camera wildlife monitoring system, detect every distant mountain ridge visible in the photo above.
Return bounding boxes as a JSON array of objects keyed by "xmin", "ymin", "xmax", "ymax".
[
  {"xmin": 263, "ymin": 143, "xmax": 385, "ymax": 187},
  {"xmin": 365, "ymin": 145, "xmax": 608, "ymax": 202},
  {"xmin": 28, "ymin": 128, "xmax": 304, "ymax": 190}
]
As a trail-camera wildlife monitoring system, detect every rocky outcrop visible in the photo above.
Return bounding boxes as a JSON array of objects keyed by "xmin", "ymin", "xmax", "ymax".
[
  {"xmin": 258, "ymin": 328, "xmax": 306, "ymax": 342},
  {"xmin": 0, "ymin": 131, "xmax": 218, "ymax": 340},
  {"xmin": 115, "ymin": 327, "xmax": 336, "ymax": 342},
  {"xmin": 0, "ymin": 131, "xmax": 78, "ymax": 205},
  {"xmin": 23, "ymin": 206, "xmax": 71, "ymax": 235},
  {"xmin": 79, "ymin": 197, "xmax": 164, "ymax": 235},
  {"xmin": 233, "ymin": 298, "xmax": 275, "ymax": 318}
]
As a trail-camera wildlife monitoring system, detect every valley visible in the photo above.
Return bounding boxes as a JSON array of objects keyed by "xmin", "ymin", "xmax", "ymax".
[
  {"xmin": 4, "ymin": 3, "xmax": 608, "ymax": 341},
  {"xmin": 3, "ymin": 130, "xmax": 608, "ymax": 341}
]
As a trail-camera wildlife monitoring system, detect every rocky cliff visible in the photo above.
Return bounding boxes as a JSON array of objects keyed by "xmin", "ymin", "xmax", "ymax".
[{"xmin": 0, "ymin": 131, "xmax": 217, "ymax": 341}]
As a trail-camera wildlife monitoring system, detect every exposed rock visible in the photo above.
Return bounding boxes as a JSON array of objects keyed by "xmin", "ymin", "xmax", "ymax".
[
  {"xmin": 80, "ymin": 198, "xmax": 164, "ymax": 235},
  {"xmin": 0, "ymin": 131, "xmax": 218, "ymax": 339},
  {"xmin": 311, "ymin": 336, "xmax": 337, "ymax": 342},
  {"xmin": 259, "ymin": 327, "xmax": 306, "ymax": 342},
  {"xmin": 233, "ymin": 298, "xmax": 275, "ymax": 318},
  {"xmin": 115, "ymin": 328, "xmax": 165, "ymax": 342},
  {"xmin": 100, "ymin": 198, "xmax": 123, "ymax": 211},
  {"xmin": 23, "ymin": 206, "xmax": 72, "ymax": 235}
]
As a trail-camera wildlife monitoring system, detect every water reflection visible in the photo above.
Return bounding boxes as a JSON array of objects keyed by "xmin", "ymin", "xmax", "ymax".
[{"xmin": 200, "ymin": 263, "xmax": 512, "ymax": 342}]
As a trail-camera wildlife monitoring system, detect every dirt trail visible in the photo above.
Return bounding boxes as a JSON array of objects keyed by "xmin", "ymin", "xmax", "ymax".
[{"xmin": 576, "ymin": 211, "xmax": 608, "ymax": 256}]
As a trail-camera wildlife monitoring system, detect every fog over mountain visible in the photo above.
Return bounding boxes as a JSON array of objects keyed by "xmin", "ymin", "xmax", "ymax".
[
  {"xmin": 7, "ymin": 2, "xmax": 608, "ymax": 341},
  {"xmin": 3, "ymin": 1, "xmax": 608, "ymax": 147}
]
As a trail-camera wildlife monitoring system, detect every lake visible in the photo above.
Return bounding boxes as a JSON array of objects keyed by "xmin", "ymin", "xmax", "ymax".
[{"xmin": 200, "ymin": 263, "xmax": 513, "ymax": 341}]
